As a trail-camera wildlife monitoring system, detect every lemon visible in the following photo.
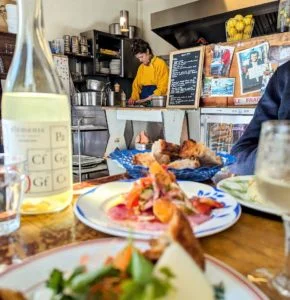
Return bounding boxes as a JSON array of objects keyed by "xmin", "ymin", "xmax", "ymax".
[
  {"xmin": 234, "ymin": 14, "xmax": 244, "ymax": 21},
  {"xmin": 244, "ymin": 24, "xmax": 253, "ymax": 34},
  {"xmin": 235, "ymin": 21, "xmax": 245, "ymax": 31},
  {"xmin": 227, "ymin": 18, "xmax": 237, "ymax": 28},
  {"xmin": 234, "ymin": 33, "xmax": 243, "ymax": 41},
  {"xmin": 243, "ymin": 33, "xmax": 251, "ymax": 40},
  {"xmin": 228, "ymin": 27, "xmax": 237, "ymax": 37},
  {"xmin": 244, "ymin": 17, "xmax": 252, "ymax": 26}
]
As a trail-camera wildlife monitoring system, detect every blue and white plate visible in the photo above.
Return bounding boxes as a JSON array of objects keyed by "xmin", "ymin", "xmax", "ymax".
[
  {"xmin": 74, "ymin": 181, "xmax": 241, "ymax": 240},
  {"xmin": 109, "ymin": 149, "xmax": 236, "ymax": 181}
]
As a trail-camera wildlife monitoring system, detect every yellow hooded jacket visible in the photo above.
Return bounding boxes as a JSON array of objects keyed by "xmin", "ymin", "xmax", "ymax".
[{"xmin": 130, "ymin": 56, "xmax": 169, "ymax": 100}]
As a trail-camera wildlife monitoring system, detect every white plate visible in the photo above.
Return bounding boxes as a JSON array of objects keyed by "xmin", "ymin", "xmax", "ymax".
[
  {"xmin": 217, "ymin": 176, "xmax": 282, "ymax": 216},
  {"xmin": 74, "ymin": 181, "xmax": 241, "ymax": 240},
  {"xmin": 0, "ymin": 239, "xmax": 268, "ymax": 300}
]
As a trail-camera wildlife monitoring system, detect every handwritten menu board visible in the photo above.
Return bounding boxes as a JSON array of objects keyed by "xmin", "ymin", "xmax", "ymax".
[{"xmin": 167, "ymin": 46, "xmax": 204, "ymax": 109}]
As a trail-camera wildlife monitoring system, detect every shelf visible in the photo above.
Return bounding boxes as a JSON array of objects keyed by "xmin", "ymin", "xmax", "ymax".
[
  {"xmin": 71, "ymin": 125, "xmax": 107, "ymax": 131},
  {"xmin": 73, "ymin": 163, "xmax": 107, "ymax": 175},
  {"xmin": 65, "ymin": 52, "xmax": 94, "ymax": 60},
  {"xmin": 94, "ymin": 72, "xmax": 121, "ymax": 77},
  {"xmin": 96, "ymin": 52, "xmax": 120, "ymax": 59}
]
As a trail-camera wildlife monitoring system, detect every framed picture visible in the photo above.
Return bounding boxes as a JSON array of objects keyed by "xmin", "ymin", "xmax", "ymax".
[
  {"xmin": 210, "ymin": 45, "xmax": 235, "ymax": 77},
  {"xmin": 211, "ymin": 78, "xmax": 235, "ymax": 97},
  {"xmin": 237, "ymin": 42, "xmax": 271, "ymax": 95}
]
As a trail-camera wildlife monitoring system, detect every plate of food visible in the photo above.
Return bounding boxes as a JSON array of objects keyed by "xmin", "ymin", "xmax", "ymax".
[
  {"xmin": 74, "ymin": 161, "xmax": 241, "ymax": 239},
  {"xmin": 217, "ymin": 175, "xmax": 282, "ymax": 216},
  {"xmin": 0, "ymin": 211, "xmax": 267, "ymax": 300},
  {"xmin": 109, "ymin": 139, "xmax": 236, "ymax": 181}
]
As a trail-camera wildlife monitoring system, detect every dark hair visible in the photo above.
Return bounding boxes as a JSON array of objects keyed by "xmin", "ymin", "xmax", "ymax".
[
  {"xmin": 131, "ymin": 39, "xmax": 153, "ymax": 55},
  {"xmin": 250, "ymin": 50, "xmax": 259, "ymax": 57}
]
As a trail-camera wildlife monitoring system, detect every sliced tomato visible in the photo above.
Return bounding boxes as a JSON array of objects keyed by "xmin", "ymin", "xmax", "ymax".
[
  {"xmin": 198, "ymin": 197, "xmax": 224, "ymax": 208},
  {"xmin": 192, "ymin": 197, "xmax": 224, "ymax": 215}
]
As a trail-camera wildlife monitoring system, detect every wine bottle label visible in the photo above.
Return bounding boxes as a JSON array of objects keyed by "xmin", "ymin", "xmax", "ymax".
[{"xmin": 2, "ymin": 120, "xmax": 71, "ymax": 196}]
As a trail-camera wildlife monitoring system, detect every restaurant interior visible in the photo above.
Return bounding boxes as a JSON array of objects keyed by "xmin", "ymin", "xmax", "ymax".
[{"xmin": 0, "ymin": 0, "xmax": 289, "ymax": 299}]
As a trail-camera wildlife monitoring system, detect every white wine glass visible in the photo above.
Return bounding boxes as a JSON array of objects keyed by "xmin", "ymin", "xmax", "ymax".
[{"xmin": 255, "ymin": 120, "xmax": 290, "ymax": 297}]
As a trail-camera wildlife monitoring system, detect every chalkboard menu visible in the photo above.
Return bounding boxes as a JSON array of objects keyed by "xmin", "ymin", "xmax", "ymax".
[{"xmin": 167, "ymin": 46, "xmax": 204, "ymax": 108}]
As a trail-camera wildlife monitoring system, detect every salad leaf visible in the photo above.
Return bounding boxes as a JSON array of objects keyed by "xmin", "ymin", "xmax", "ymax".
[
  {"xmin": 70, "ymin": 265, "xmax": 120, "ymax": 294},
  {"xmin": 128, "ymin": 250, "xmax": 154, "ymax": 283},
  {"xmin": 121, "ymin": 251, "xmax": 174, "ymax": 300},
  {"xmin": 214, "ymin": 282, "xmax": 225, "ymax": 300},
  {"xmin": 66, "ymin": 265, "xmax": 87, "ymax": 286},
  {"xmin": 47, "ymin": 269, "xmax": 65, "ymax": 294}
]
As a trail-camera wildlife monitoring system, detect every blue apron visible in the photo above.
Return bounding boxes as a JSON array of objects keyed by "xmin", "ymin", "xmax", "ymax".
[{"xmin": 140, "ymin": 85, "xmax": 156, "ymax": 107}]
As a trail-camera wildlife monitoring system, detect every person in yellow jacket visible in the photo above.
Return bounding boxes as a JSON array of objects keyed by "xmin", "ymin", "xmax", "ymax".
[{"xmin": 128, "ymin": 39, "xmax": 169, "ymax": 107}]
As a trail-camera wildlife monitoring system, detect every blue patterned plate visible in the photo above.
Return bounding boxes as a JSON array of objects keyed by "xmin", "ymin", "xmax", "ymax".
[
  {"xmin": 74, "ymin": 181, "xmax": 241, "ymax": 240},
  {"xmin": 109, "ymin": 149, "xmax": 236, "ymax": 181}
]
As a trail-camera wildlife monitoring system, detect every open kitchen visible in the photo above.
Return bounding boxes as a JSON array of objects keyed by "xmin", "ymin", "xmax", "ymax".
[{"xmin": 0, "ymin": 0, "xmax": 289, "ymax": 299}]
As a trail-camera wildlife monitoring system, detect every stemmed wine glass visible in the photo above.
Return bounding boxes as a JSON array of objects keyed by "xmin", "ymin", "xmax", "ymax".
[{"xmin": 255, "ymin": 120, "xmax": 290, "ymax": 297}]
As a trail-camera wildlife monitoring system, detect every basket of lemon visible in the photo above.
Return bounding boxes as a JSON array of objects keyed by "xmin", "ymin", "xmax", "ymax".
[{"xmin": 226, "ymin": 14, "xmax": 255, "ymax": 42}]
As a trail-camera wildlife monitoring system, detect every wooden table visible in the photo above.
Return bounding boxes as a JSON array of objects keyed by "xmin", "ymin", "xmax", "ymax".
[{"xmin": 0, "ymin": 175, "xmax": 285, "ymax": 299}]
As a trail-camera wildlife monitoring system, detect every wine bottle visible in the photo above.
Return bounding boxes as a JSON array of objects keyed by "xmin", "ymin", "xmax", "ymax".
[{"xmin": 2, "ymin": 0, "xmax": 73, "ymax": 214}]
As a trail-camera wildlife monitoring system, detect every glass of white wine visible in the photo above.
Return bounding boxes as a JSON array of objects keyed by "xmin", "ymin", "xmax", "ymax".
[{"xmin": 255, "ymin": 120, "xmax": 290, "ymax": 297}]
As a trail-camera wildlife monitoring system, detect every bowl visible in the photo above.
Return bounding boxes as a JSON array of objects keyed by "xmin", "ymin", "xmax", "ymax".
[{"xmin": 86, "ymin": 79, "xmax": 105, "ymax": 91}]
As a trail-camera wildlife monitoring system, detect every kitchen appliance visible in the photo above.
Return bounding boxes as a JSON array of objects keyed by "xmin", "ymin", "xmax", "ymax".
[
  {"xmin": 151, "ymin": 95, "xmax": 166, "ymax": 107},
  {"xmin": 199, "ymin": 107, "xmax": 255, "ymax": 153},
  {"xmin": 151, "ymin": 0, "xmax": 279, "ymax": 46}
]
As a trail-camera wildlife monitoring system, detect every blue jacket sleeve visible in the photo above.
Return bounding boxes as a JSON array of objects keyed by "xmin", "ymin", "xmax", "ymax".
[{"xmin": 230, "ymin": 69, "xmax": 281, "ymax": 175}]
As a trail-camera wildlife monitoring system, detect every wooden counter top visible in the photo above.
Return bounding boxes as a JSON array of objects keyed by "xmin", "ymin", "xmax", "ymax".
[{"xmin": 0, "ymin": 174, "xmax": 284, "ymax": 299}]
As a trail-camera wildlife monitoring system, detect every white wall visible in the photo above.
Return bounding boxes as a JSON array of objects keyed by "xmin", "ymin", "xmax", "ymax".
[
  {"xmin": 138, "ymin": 0, "xmax": 199, "ymax": 56},
  {"xmin": 43, "ymin": 0, "xmax": 137, "ymax": 40}
]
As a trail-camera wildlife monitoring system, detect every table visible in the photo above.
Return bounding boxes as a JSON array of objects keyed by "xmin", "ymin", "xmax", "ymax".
[{"xmin": 0, "ymin": 175, "xmax": 284, "ymax": 299}]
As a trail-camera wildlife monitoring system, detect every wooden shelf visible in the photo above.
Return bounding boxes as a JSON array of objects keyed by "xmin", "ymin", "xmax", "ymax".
[{"xmin": 65, "ymin": 52, "xmax": 93, "ymax": 60}]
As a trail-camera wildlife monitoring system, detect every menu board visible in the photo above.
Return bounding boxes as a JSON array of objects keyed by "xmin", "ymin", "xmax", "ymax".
[{"xmin": 167, "ymin": 46, "xmax": 204, "ymax": 109}]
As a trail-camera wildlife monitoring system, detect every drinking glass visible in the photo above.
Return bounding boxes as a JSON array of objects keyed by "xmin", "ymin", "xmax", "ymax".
[
  {"xmin": 255, "ymin": 120, "xmax": 290, "ymax": 297},
  {"xmin": 0, "ymin": 154, "xmax": 26, "ymax": 236}
]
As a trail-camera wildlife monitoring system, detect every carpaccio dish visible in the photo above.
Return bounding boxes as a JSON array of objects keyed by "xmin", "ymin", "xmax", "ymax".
[{"xmin": 107, "ymin": 161, "xmax": 224, "ymax": 231}]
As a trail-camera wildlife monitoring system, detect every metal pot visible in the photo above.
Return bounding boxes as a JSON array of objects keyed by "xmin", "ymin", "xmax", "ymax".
[
  {"xmin": 129, "ymin": 26, "xmax": 138, "ymax": 39},
  {"xmin": 72, "ymin": 93, "xmax": 82, "ymax": 106},
  {"xmin": 109, "ymin": 23, "xmax": 121, "ymax": 35},
  {"xmin": 151, "ymin": 95, "xmax": 166, "ymax": 107},
  {"xmin": 86, "ymin": 79, "xmax": 105, "ymax": 91}
]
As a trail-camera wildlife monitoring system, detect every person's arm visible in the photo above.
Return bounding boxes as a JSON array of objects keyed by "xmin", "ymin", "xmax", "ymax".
[
  {"xmin": 230, "ymin": 69, "xmax": 281, "ymax": 175},
  {"xmin": 130, "ymin": 67, "xmax": 142, "ymax": 101},
  {"xmin": 153, "ymin": 59, "xmax": 169, "ymax": 96}
]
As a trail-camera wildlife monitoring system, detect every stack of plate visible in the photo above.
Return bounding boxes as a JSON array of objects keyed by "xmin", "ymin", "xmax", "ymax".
[
  {"xmin": 72, "ymin": 155, "xmax": 104, "ymax": 170},
  {"xmin": 100, "ymin": 61, "xmax": 110, "ymax": 74},
  {"xmin": 110, "ymin": 59, "xmax": 121, "ymax": 75}
]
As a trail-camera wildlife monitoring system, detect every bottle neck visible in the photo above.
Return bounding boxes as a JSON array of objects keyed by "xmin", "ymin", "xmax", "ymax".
[{"xmin": 5, "ymin": 0, "xmax": 64, "ymax": 94}]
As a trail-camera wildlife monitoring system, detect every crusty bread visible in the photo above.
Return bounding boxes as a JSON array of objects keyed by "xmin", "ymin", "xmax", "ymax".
[
  {"xmin": 194, "ymin": 143, "xmax": 222, "ymax": 166},
  {"xmin": 152, "ymin": 139, "xmax": 180, "ymax": 157},
  {"xmin": 132, "ymin": 153, "xmax": 156, "ymax": 167},
  {"xmin": 168, "ymin": 158, "xmax": 200, "ymax": 169},
  {"xmin": 144, "ymin": 209, "xmax": 205, "ymax": 270},
  {"xmin": 179, "ymin": 139, "xmax": 199, "ymax": 159}
]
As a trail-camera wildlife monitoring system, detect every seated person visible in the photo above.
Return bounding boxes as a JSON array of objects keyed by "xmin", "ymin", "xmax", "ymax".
[{"xmin": 230, "ymin": 60, "xmax": 290, "ymax": 175}]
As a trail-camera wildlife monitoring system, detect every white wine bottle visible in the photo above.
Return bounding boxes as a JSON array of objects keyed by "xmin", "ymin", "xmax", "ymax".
[{"xmin": 2, "ymin": 0, "xmax": 72, "ymax": 214}]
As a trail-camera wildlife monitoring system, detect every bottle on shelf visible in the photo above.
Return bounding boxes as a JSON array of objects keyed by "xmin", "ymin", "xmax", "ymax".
[
  {"xmin": 121, "ymin": 90, "xmax": 126, "ymax": 107},
  {"xmin": 2, "ymin": 0, "xmax": 73, "ymax": 214}
]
